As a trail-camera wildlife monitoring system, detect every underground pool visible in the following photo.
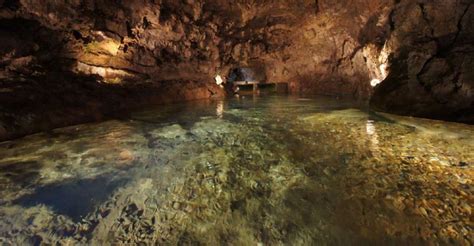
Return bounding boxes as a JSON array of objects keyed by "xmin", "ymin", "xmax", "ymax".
[{"xmin": 0, "ymin": 96, "xmax": 472, "ymax": 245}]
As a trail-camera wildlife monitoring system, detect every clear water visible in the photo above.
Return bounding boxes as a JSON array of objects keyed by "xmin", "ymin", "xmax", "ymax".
[{"xmin": 0, "ymin": 96, "xmax": 472, "ymax": 245}]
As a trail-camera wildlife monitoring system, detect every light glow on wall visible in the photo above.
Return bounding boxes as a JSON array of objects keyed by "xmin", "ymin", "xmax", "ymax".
[
  {"xmin": 74, "ymin": 62, "xmax": 132, "ymax": 83},
  {"xmin": 380, "ymin": 64, "xmax": 388, "ymax": 78},
  {"xmin": 371, "ymin": 79, "xmax": 382, "ymax": 87},
  {"xmin": 369, "ymin": 42, "xmax": 391, "ymax": 87},
  {"xmin": 102, "ymin": 40, "xmax": 121, "ymax": 56},
  {"xmin": 215, "ymin": 75, "xmax": 224, "ymax": 87}
]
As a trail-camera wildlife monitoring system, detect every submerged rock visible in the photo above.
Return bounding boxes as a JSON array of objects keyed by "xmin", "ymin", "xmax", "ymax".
[{"xmin": 0, "ymin": 97, "xmax": 472, "ymax": 244}]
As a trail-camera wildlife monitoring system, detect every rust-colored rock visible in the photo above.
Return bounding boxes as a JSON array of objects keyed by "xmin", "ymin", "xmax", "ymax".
[{"xmin": 0, "ymin": 0, "xmax": 472, "ymax": 140}]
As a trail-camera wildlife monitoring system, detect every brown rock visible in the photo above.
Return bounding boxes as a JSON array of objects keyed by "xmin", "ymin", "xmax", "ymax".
[{"xmin": 0, "ymin": 0, "xmax": 472, "ymax": 141}]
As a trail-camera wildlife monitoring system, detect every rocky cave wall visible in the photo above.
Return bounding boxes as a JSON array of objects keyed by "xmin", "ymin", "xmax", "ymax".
[
  {"xmin": 370, "ymin": 0, "xmax": 474, "ymax": 123},
  {"xmin": 0, "ymin": 0, "xmax": 473, "ymax": 140}
]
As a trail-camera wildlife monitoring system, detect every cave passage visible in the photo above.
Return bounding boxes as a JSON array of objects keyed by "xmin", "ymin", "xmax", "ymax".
[
  {"xmin": 0, "ymin": 0, "xmax": 473, "ymax": 245},
  {"xmin": 225, "ymin": 67, "xmax": 288, "ymax": 95}
]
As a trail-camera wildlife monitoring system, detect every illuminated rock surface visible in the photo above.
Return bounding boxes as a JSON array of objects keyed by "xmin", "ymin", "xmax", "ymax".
[
  {"xmin": 0, "ymin": 97, "xmax": 472, "ymax": 244},
  {"xmin": 0, "ymin": 1, "xmax": 473, "ymax": 243},
  {"xmin": 0, "ymin": 1, "xmax": 473, "ymax": 140}
]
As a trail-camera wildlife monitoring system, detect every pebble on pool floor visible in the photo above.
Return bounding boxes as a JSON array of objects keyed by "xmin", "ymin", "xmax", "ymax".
[{"xmin": 0, "ymin": 97, "xmax": 472, "ymax": 245}]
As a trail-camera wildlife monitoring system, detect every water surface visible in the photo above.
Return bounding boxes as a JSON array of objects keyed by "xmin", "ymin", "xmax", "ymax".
[{"xmin": 0, "ymin": 96, "xmax": 472, "ymax": 245}]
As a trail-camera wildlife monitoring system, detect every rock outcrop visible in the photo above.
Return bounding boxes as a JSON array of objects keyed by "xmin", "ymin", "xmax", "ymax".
[
  {"xmin": 0, "ymin": 0, "xmax": 472, "ymax": 140},
  {"xmin": 370, "ymin": 0, "xmax": 474, "ymax": 123}
]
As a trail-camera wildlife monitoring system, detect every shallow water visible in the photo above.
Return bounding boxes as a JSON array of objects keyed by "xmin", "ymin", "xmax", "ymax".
[{"xmin": 0, "ymin": 96, "xmax": 472, "ymax": 245}]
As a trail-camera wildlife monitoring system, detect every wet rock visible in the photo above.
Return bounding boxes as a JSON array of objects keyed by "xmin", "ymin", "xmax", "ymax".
[
  {"xmin": 172, "ymin": 202, "xmax": 181, "ymax": 210},
  {"xmin": 119, "ymin": 150, "xmax": 134, "ymax": 162},
  {"xmin": 0, "ymin": 103, "xmax": 472, "ymax": 244}
]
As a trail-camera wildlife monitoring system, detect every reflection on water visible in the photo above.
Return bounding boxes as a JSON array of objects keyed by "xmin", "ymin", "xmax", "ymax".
[
  {"xmin": 0, "ymin": 96, "xmax": 472, "ymax": 245},
  {"xmin": 366, "ymin": 120, "xmax": 380, "ymax": 150},
  {"xmin": 216, "ymin": 101, "xmax": 224, "ymax": 119}
]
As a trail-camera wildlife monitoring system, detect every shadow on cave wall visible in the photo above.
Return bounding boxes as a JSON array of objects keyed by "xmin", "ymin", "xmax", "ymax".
[
  {"xmin": 0, "ymin": 17, "xmax": 222, "ymax": 141},
  {"xmin": 0, "ymin": 18, "xmax": 128, "ymax": 138},
  {"xmin": 0, "ymin": 18, "xmax": 72, "ymax": 74}
]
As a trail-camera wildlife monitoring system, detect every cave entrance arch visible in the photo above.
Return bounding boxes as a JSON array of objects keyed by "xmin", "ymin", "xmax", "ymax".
[
  {"xmin": 226, "ymin": 67, "xmax": 260, "ymax": 95},
  {"xmin": 226, "ymin": 67, "xmax": 288, "ymax": 95},
  {"xmin": 227, "ymin": 67, "xmax": 258, "ymax": 84}
]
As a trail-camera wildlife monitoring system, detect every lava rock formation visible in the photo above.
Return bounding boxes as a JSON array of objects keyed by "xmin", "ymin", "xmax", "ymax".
[{"xmin": 0, "ymin": 0, "xmax": 472, "ymax": 140}]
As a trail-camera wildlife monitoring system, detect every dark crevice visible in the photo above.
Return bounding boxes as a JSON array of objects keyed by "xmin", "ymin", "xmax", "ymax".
[
  {"xmin": 416, "ymin": 55, "xmax": 436, "ymax": 90},
  {"xmin": 1, "ymin": 0, "xmax": 20, "ymax": 10},
  {"xmin": 314, "ymin": 0, "xmax": 320, "ymax": 14},
  {"xmin": 451, "ymin": 3, "xmax": 471, "ymax": 47},
  {"xmin": 159, "ymin": 5, "xmax": 173, "ymax": 24},
  {"xmin": 388, "ymin": 8, "xmax": 397, "ymax": 32},
  {"xmin": 419, "ymin": 3, "xmax": 435, "ymax": 37},
  {"xmin": 142, "ymin": 16, "xmax": 150, "ymax": 29},
  {"xmin": 72, "ymin": 30, "xmax": 92, "ymax": 44},
  {"xmin": 125, "ymin": 21, "xmax": 134, "ymax": 37}
]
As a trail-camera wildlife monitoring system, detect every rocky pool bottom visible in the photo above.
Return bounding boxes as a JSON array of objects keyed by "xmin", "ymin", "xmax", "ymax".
[{"xmin": 0, "ymin": 96, "xmax": 472, "ymax": 245}]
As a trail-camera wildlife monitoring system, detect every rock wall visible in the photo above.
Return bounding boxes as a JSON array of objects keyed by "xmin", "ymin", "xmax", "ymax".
[
  {"xmin": 370, "ymin": 0, "xmax": 474, "ymax": 123},
  {"xmin": 0, "ymin": 0, "xmax": 314, "ymax": 81},
  {"xmin": 0, "ymin": 0, "xmax": 472, "ymax": 140},
  {"xmin": 2, "ymin": 0, "xmax": 385, "ymax": 92}
]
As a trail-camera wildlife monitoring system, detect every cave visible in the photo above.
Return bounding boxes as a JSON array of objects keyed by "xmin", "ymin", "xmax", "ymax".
[
  {"xmin": 225, "ymin": 67, "xmax": 261, "ymax": 94},
  {"xmin": 228, "ymin": 68, "xmax": 259, "ymax": 83},
  {"xmin": 0, "ymin": 1, "xmax": 473, "ymax": 244}
]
